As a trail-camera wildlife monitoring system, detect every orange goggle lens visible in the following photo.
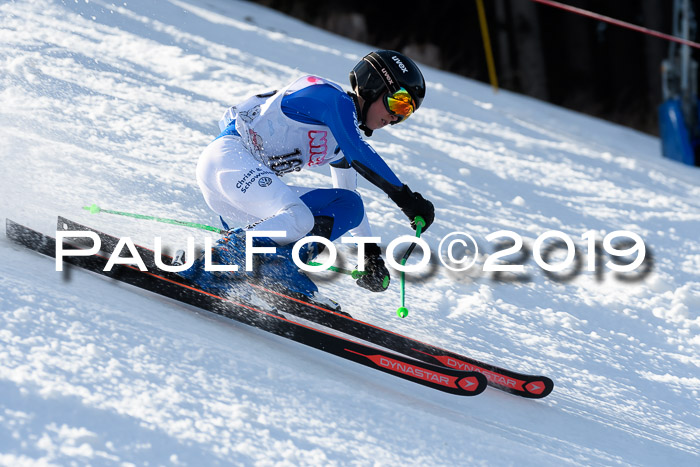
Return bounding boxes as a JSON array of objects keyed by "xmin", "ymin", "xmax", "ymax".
[{"xmin": 383, "ymin": 88, "xmax": 415, "ymax": 123}]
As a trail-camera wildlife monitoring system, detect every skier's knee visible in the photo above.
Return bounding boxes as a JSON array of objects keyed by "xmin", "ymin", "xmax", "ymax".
[
  {"xmin": 343, "ymin": 190, "xmax": 365, "ymax": 229},
  {"xmin": 283, "ymin": 203, "xmax": 315, "ymax": 242}
]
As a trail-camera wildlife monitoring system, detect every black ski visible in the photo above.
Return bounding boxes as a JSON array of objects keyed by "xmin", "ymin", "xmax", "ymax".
[
  {"xmin": 6, "ymin": 219, "xmax": 488, "ymax": 396},
  {"xmin": 56, "ymin": 216, "xmax": 554, "ymax": 398}
]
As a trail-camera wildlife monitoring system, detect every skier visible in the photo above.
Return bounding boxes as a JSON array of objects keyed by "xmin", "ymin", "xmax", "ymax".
[{"xmin": 186, "ymin": 50, "xmax": 435, "ymax": 301}]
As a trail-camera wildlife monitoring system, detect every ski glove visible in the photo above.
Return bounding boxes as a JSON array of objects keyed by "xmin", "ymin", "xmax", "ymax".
[
  {"xmin": 356, "ymin": 243, "xmax": 390, "ymax": 293},
  {"xmin": 388, "ymin": 184, "xmax": 435, "ymax": 232}
]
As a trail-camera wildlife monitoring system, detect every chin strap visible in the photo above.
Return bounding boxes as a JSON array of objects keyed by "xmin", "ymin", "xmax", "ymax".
[
  {"xmin": 359, "ymin": 123, "xmax": 373, "ymax": 138},
  {"xmin": 348, "ymin": 91, "xmax": 374, "ymax": 137}
]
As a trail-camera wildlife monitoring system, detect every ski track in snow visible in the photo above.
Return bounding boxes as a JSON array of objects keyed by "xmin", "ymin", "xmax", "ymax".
[{"xmin": 1, "ymin": 0, "xmax": 699, "ymax": 465}]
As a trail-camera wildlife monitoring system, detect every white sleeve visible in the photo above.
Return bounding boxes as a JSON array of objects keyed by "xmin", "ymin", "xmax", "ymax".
[
  {"xmin": 330, "ymin": 164, "xmax": 373, "ymax": 238},
  {"xmin": 218, "ymin": 106, "xmax": 237, "ymax": 131}
]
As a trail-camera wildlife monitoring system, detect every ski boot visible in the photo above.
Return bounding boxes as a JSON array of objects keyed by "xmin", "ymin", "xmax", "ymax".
[
  {"xmin": 179, "ymin": 226, "xmax": 344, "ymax": 314},
  {"xmin": 175, "ymin": 229, "xmax": 278, "ymax": 312},
  {"xmin": 177, "ymin": 229, "xmax": 324, "ymax": 304}
]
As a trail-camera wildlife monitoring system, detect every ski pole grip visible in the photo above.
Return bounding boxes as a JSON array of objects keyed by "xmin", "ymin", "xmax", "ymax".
[
  {"xmin": 84, "ymin": 204, "xmax": 101, "ymax": 214},
  {"xmin": 414, "ymin": 216, "xmax": 425, "ymax": 236}
]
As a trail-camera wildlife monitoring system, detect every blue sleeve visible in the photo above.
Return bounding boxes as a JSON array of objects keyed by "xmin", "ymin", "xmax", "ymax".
[{"xmin": 281, "ymin": 85, "xmax": 404, "ymax": 194}]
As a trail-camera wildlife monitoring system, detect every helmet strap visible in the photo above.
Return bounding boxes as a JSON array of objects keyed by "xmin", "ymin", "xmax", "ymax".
[
  {"xmin": 348, "ymin": 91, "xmax": 374, "ymax": 137},
  {"xmin": 359, "ymin": 99, "xmax": 374, "ymax": 137}
]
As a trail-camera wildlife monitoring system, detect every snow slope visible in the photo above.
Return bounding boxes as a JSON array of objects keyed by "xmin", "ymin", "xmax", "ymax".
[{"xmin": 1, "ymin": 0, "xmax": 699, "ymax": 465}]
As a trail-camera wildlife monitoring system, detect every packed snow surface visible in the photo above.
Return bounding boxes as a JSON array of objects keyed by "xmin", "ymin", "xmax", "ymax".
[{"xmin": 1, "ymin": 0, "xmax": 699, "ymax": 465}]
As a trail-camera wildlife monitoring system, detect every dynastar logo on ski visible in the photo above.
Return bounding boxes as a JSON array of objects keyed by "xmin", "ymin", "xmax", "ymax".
[
  {"xmin": 411, "ymin": 349, "xmax": 549, "ymax": 396},
  {"xmin": 443, "ymin": 356, "xmax": 522, "ymax": 389},
  {"xmin": 344, "ymin": 349, "xmax": 482, "ymax": 393},
  {"xmin": 378, "ymin": 355, "xmax": 450, "ymax": 385}
]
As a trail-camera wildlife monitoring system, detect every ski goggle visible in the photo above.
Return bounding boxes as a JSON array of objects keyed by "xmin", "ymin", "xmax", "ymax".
[{"xmin": 383, "ymin": 87, "xmax": 415, "ymax": 123}]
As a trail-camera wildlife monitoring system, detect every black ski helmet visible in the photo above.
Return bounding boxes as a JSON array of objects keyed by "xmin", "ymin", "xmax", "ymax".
[{"xmin": 350, "ymin": 50, "xmax": 426, "ymax": 128}]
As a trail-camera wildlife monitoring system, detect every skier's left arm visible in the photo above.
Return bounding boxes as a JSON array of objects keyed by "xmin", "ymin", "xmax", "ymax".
[{"xmin": 322, "ymin": 91, "xmax": 435, "ymax": 232}]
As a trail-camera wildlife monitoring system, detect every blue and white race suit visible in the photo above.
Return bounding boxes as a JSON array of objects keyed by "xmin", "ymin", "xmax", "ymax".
[{"xmin": 196, "ymin": 75, "xmax": 405, "ymax": 245}]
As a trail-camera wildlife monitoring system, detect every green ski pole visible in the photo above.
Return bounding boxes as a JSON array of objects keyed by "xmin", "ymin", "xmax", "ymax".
[
  {"xmin": 82, "ymin": 203, "xmax": 225, "ymax": 233},
  {"xmin": 396, "ymin": 216, "xmax": 426, "ymax": 319}
]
